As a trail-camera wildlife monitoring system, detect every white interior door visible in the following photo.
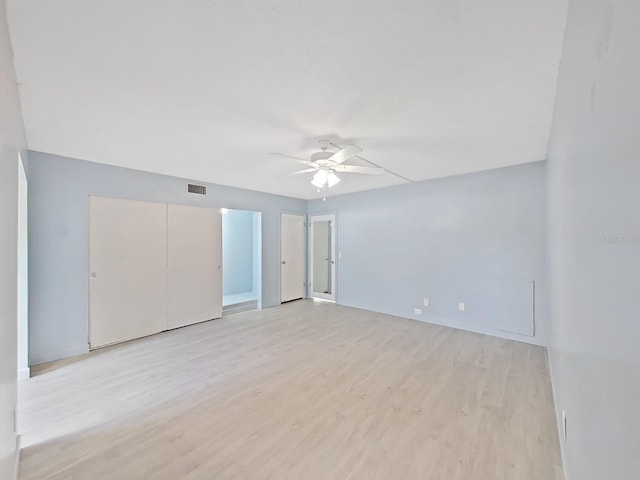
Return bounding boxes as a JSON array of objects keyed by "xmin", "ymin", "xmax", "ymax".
[
  {"xmin": 89, "ymin": 197, "xmax": 168, "ymax": 348},
  {"xmin": 280, "ymin": 213, "xmax": 305, "ymax": 303},
  {"xmin": 309, "ymin": 214, "xmax": 336, "ymax": 302},
  {"xmin": 168, "ymin": 204, "xmax": 222, "ymax": 329}
]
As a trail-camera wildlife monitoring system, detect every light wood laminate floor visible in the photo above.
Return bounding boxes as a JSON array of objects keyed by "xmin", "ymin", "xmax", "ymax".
[{"xmin": 19, "ymin": 300, "xmax": 563, "ymax": 479}]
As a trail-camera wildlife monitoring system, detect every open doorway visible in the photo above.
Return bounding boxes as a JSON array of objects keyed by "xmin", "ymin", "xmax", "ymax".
[
  {"xmin": 309, "ymin": 213, "xmax": 336, "ymax": 302},
  {"xmin": 222, "ymin": 209, "xmax": 261, "ymax": 314}
]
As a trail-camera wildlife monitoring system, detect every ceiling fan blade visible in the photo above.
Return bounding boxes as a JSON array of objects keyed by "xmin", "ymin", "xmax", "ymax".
[
  {"xmin": 333, "ymin": 165, "xmax": 385, "ymax": 175},
  {"xmin": 327, "ymin": 144, "xmax": 363, "ymax": 165},
  {"xmin": 289, "ymin": 168, "xmax": 317, "ymax": 175},
  {"xmin": 270, "ymin": 152, "xmax": 313, "ymax": 166}
]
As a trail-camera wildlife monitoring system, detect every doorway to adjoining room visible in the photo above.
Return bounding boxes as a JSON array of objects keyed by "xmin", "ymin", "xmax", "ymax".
[
  {"xmin": 222, "ymin": 209, "xmax": 262, "ymax": 314},
  {"xmin": 309, "ymin": 213, "xmax": 336, "ymax": 302}
]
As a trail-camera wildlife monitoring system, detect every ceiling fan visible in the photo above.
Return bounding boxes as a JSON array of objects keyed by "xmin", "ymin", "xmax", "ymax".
[{"xmin": 272, "ymin": 140, "xmax": 385, "ymax": 199}]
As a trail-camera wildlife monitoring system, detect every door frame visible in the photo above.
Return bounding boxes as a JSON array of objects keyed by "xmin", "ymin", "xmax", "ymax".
[
  {"xmin": 17, "ymin": 153, "xmax": 29, "ymax": 379},
  {"xmin": 308, "ymin": 213, "xmax": 337, "ymax": 302},
  {"xmin": 280, "ymin": 212, "xmax": 307, "ymax": 303}
]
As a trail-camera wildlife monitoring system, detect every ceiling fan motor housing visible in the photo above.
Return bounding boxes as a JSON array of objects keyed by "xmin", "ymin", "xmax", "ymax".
[{"xmin": 310, "ymin": 151, "xmax": 335, "ymax": 167}]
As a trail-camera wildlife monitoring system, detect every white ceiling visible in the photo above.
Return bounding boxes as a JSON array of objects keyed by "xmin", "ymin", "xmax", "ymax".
[{"xmin": 8, "ymin": 0, "xmax": 568, "ymax": 199}]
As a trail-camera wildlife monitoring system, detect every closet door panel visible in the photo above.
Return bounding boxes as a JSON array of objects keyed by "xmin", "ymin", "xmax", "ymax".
[
  {"xmin": 168, "ymin": 205, "xmax": 222, "ymax": 329},
  {"xmin": 89, "ymin": 197, "xmax": 168, "ymax": 348}
]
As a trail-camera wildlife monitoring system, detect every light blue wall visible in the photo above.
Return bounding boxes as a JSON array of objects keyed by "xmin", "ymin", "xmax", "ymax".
[
  {"xmin": 308, "ymin": 161, "xmax": 549, "ymax": 346},
  {"xmin": 223, "ymin": 209, "xmax": 255, "ymax": 296},
  {"xmin": 26, "ymin": 151, "xmax": 306, "ymax": 364},
  {"xmin": 27, "ymin": 151, "xmax": 551, "ymax": 363},
  {"xmin": 27, "ymin": 155, "xmax": 549, "ymax": 362},
  {"xmin": 252, "ymin": 212, "xmax": 262, "ymax": 300},
  {"xmin": 547, "ymin": 0, "xmax": 640, "ymax": 478}
]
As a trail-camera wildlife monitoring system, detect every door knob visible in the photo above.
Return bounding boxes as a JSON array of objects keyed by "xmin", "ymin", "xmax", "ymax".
[
  {"xmin": 282, "ymin": 261, "xmax": 287, "ymax": 264},
  {"xmin": 90, "ymin": 272, "xmax": 97, "ymax": 278}
]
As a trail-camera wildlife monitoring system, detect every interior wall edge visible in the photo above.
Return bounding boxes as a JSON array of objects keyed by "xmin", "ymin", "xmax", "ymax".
[
  {"xmin": 545, "ymin": 0, "xmax": 640, "ymax": 477},
  {"xmin": 1, "ymin": 0, "xmax": 28, "ymax": 476}
]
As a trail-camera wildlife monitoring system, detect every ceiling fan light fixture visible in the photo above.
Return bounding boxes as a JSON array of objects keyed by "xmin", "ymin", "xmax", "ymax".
[
  {"xmin": 327, "ymin": 171, "xmax": 340, "ymax": 187},
  {"xmin": 311, "ymin": 169, "xmax": 340, "ymax": 189},
  {"xmin": 277, "ymin": 141, "xmax": 379, "ymax": 196},
  {"xmin": 311, "ymin": 170, "xmax": 328, "ymax": 188}
]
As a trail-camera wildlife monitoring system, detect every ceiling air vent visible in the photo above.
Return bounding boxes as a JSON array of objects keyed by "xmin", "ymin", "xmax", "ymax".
[{"xmin": 187, "ymin": 183, "xmax": 207, "ymax": 195}]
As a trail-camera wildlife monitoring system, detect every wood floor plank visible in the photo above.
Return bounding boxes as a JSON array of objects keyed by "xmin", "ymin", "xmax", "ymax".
[{"xmin": 19, "ymin": 300, "xmax": 562, "ymax": 479}]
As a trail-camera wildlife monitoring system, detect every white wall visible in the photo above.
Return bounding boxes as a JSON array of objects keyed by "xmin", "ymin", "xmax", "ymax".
[
  {"xmin": 547, "ymin": 0, "xmax": 640, "ymax": 478},
  {"xmin": 0, "ymin": 0, "xmax": 27, "ymax": 477}
]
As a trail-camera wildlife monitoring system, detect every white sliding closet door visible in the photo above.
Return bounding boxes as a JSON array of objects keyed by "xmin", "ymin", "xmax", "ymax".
[
  {"xmin": 89, "ymin": 197, "xmax": 168, "ymax": 348},
  {"xmin": 167, "ymin": 205, "xmax": 222, "ymax": 329}
]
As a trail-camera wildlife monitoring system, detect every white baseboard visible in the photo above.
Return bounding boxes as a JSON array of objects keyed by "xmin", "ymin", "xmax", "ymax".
[
  {"xmin": 336, "ymin": 301, "xmax": 548, "ymax": 347},
  {"xmin": 13, "ymin": 434, "xmax": 21, "ymax": 480},
  {"xmin": 412, "ymin": 315, "xmax": 547, "ymax": 346},
  {"xmin": 30, "ymin": 345, "xmax": 90, "ymax": 366},
  {"xmin": 260, "ymin": 302, "xmax": 280, "ymax": 309},
  {"xmin": 547, "ymin": 349, "xmax": 569, "ymax": 480},
  {"xmin": 18, "ymin": 367, "xmax": 30, "ymax": 381}
]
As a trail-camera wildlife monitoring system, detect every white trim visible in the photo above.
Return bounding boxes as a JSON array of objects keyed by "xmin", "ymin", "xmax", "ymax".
[
  {"xmin": 13, "ymin": 434, "xmax": 21, "ymax": 480},
  {"xmin": 17, "ymin": 154, "xmax": 29, "ymax": 387},
  {"xmin": 260, "ymin": 302, "xmax": 279, "ymax": 309},
  {"xmin": 30, "ymin": 345, "xmax": 90, "ymax": 366},
  {"xmin": 338, "ymin": 301, "xmax": 548, "ymax": 347},
  {"xmin": 547, "ymin": 348, "xmax": 569, "ymax": 480}
]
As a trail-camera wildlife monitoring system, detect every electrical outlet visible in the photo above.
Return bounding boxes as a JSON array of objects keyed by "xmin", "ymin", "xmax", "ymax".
[
  {"xmin": 414, "ymin": 308, "xmax": 422, "ymax": 315},
  {"xmin": 423, "ymin": 298, "xmax": 430, "ymax": 307},
  {"xmin": 458, "ymin": 302, "xmax": 465, "ymax": 312},
  {"xmin": 562, "ymin": 410, "xmax": 567, "ymax": 440}
]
